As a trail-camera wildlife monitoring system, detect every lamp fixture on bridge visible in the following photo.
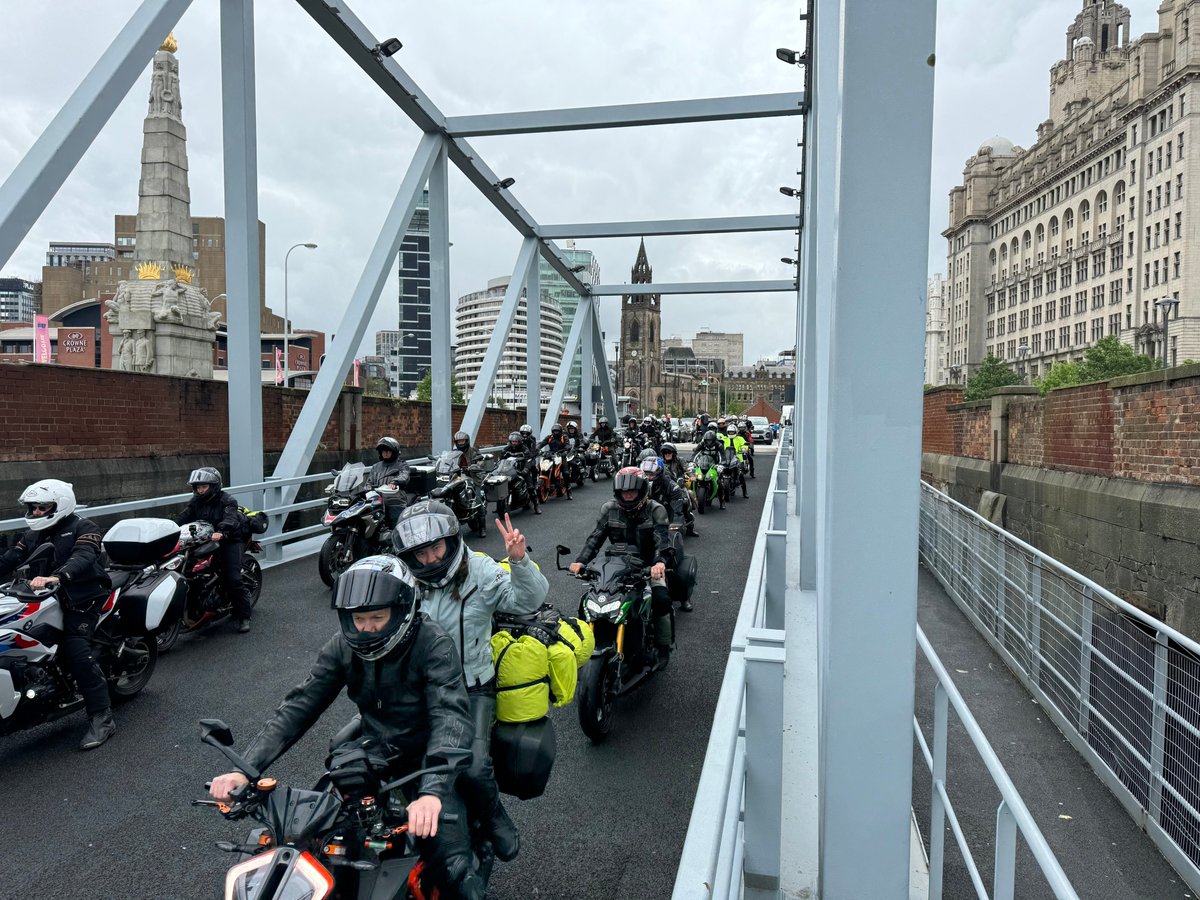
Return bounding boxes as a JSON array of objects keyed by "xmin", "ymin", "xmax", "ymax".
[
  {"xmin": 779, "ymin": 186, "xmax": 802, "ymax": 198},
  {"xmin": 371, "ymin": 37, "xmax": 403, "ymax": 58},
  {"xmin": 776, "ymin": 47, "xmax": 807, "ymax": 66},
  {"xmin": 569, "ymin": 264, "xmax": 588, "ymax": 273},
  {"xmin": 781, "ymin": 257, "xmax": 798, "ymax": 266},
  {"xmin": 492, "ymin": 177, "xmax": 516, "ymax": 191}
]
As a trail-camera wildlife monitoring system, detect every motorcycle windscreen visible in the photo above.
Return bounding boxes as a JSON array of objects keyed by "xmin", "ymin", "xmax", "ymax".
[
  {"xmin": 434, "ymin": 450, "xmax": 464, "ymax": 476},
  {"xmin": 331, "ymin": 462, "xmax": 368, "ymax": 494}
]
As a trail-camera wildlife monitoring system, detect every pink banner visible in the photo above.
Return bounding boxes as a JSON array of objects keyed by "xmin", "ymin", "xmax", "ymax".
[
  {"xmin": 33, "ymin": 315, "xmax": 51, "ymax": 363},
  {"xmin": 353, "ymin": 358, "xmax": 361, "ymax": 388},
  {"xmin": 275, "ymin": 347, "xmax": 284, "ymax": 385}
]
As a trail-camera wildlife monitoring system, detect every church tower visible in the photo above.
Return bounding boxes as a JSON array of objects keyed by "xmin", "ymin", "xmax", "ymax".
[{"xmin": 619, "ymin": 238, "xmax": 663, "ymax": 411}]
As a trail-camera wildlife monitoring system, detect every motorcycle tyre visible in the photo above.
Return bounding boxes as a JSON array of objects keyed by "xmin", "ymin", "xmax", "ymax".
[
  {"xmin": 108, "ymin": 634, "xmax": 158, "ymax": 702},
  {"xmin": 242, "ymin": 557, "xmax": 263, "ymax": 607},
  {"xmin": 589, "ymin": 466, "xmax": 597, "ymax": 483},
  {"xmin": 697, "ymin": 487, "xmax": 707, "ymax": 515},
  {"xmin": 578, "ymin": 656, "xmax": 615, "ymax": 744},
  {"xmin": 155, "ymin": 616, "xmax": 182, "ymax": 653},
  {"xmin": 318, "ymin": 534, "xmax": 354, "ymax": 587}
]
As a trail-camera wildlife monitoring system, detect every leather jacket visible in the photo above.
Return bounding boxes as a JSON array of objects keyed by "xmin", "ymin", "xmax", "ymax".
[
  {"xmin": 175, "ymin": 489, "xmax": 244, "ymax": 536},
  {"xmin": 0, "ymin": 513, "xmax": 110, "ymax": 610},
  {"xmin": 538, "ymin": 434, "xmax": 570, "ymax": 454},
  {"xmin": 418, "ymin": 552, "xmax": 548, "ymax": 689},
  {"xmin": 576, "ymin": 499, "xmax": 672, "ymax": 569},
  {"xmin": 368, "ymin": 457, "xmax": 411, "ymax": 489},
  {"xmin": 647, "ymin": 472, "xmax": 687, "ymax": 521},
  {"xmin": 239, "ymin": 616, "xmax": 472, "ymax": 802}
]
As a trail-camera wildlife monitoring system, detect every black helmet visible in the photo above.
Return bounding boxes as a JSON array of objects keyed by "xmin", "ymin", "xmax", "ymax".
[
  {"xmin": 613, "ymin": 467, "xmax": 649, "ymax": 513},
  {"xmin": 332, "ymin": 556, "xmax": 420, "ymax": 661},
  {"xmin": 660, "ymin": 442, "xmax": 677, "ymax": 458},
  {"xmin": 377, "ymin": 436, "xmax": 401, "ymax": 458},
  {"xmin": 551, "ymin": 423, "xmax": 563, "ymax": 434},
  {"xmin": 519, "ymin": 424, "xmax": 533, "ymax": 436},
  {"xmin": 187, "ymin": 467, "xmax": 222, "ymax": 494},
  {"xmin": 702, "ymin": 430, "xmax": 719, "ymax": 445},
  {"xmin": 637, "ymin": 447, "xmax": 658, "ymax": 462},
  {"xmin": 392, "ymin": 500, "xmax": 465, "ymax": 588},
  {"xmin": 453, "ymin": 430, "xmax": 471, "ymax": 449}
]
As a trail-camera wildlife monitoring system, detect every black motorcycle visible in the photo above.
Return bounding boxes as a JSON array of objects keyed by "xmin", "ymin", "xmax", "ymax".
[
  {"xmin": 618, "ymin": 433, "xmax": 644, "ymax": 468},
  {"xmin": 556, "ymin": 545, "xmax": 670, "ymax": 744},
  {"xmin": 562, "ymin": 445, "xmax": 586, "ymax": 488},
  {"xmin": 195, "ymin": 719, "xmax": 493, "ymax": 899},
  {"xmin": 153, "ymin": 521, "xmax": 263, "ymax": 651},
  {"xmin": 482, "ymin": 456, "xmax": 540, "ymax": 516},
  {"xmin": 426, "ymin": 450, "xmax": 489, "ymax": 537},
  {"xmin": 723, "ymin": 447, "xmax": 749, "ymax": 499},
  {"xmin": 318, "ymin": 463, "xmax": 397, "ymax": 587},
  {"xmin": 584, "ymin": 440, "xmax": 616, "ymax": 482}
]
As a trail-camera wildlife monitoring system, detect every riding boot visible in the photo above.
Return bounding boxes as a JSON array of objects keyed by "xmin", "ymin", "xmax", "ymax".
[
  {"xmin": 80, "ymin": 709, "xmax": 116, "ymax": 751},
  {"xmin": 489, "ymin": 800, "xmax": 521, "ymax": 862}
]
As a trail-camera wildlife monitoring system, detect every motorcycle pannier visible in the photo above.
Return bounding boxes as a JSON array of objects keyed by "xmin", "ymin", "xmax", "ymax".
[
  {"xmin": 102, "ymin": 518, "xmax": 180, "ymax": 566},
  {"xmin": 491, "ymin": 717, "xmax": 556, "ymax": 800}
]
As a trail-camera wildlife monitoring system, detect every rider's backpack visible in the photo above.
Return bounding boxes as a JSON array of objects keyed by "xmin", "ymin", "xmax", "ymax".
[{"xmin": 238, "ymin": 506, "xmax": 269, "ymax": 536}]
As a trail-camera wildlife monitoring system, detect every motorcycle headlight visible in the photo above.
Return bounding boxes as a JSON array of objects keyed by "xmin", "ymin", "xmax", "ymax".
[
  {"xmin": 586, "ymin": 594, "xmax": 622, "ymax": 617},
  {"xmin": 161, "ymin": 556, "xmax": 184, "ymax": 572},
  {"xmin": 225, "ymin": 849, "xmax": 334, "ymax": 900},
  {"xmin": 717, "ymin": 465, "xmax": 725, "ymax": 473}
]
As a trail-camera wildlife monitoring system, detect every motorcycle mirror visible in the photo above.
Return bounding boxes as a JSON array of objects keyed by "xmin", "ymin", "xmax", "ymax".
[
  {"xmin": 556, "ymin": 545, "xmax": 571, "ymax": 556},
  {"xmin": 200, "ymin": 718, "xmax": 235, "ymax": 746}
]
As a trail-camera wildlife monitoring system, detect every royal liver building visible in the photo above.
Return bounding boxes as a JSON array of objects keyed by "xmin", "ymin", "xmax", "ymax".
[{"xmin": 944, "ymin": 0, "xmax": 1200, "ymax": 382}]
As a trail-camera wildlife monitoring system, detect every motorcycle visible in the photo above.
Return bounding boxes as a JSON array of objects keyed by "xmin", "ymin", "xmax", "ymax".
[
  {"xmin": 557, "ymin": 545, "xmax": 670, "ymax": 744},
  {"xmin": 318, "ymin": 463, "xmax": 398, "ymax": 587},
  {"xmin": 584, "ymin": 440, "xmax": 615, "ymax": 482},
  {"xmin": 536, "ymin": 449, "xmax": 570, "ymax": 502},
  {"xmin": 426, "ymin": 450, "xmax": 489, "ymax": 537},
  {"xmin": 151, "ymin": 521, "xmax": 263, "ymax": 651},
  {"xmin": 0, "ymin": 543, "xmax": 159, "ymax": 737},
  {"xmin": 563, "ymin": 445, "xmax": 586, "ymax": 488},
  {"xmin": 483, "ymin": 456, "xmax": 540, "ymax": 516},
  {"xmin": 691, "ymin": 449, "xmax": 725, "ymax": 512},
  {"xmin": 724, "ymin": 447, "xmax": 749, "ymax": 499},
  {"xmin": 618, "ymin": 433, "xmax": 644, "ymax": 468},
  {"xmin": 195, "ymin": 718, "xmax": 493, "ymax": 899}
]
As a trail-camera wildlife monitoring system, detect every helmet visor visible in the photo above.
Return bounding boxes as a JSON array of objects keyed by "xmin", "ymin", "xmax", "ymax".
[
  {"xmin": 392, "ymin": 507, "xmax": 459, "ymax": 551},
  {"xmin": 332, "ymin": 564, "xmax": 411, "ymax": 611}
]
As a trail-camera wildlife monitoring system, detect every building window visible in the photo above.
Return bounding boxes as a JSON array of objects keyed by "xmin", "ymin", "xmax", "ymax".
[
  {"xmin": 1046, "ymin": 330, "xmax": 1056, "ymax": 351},
  {"xmin": 1061, "ymin": 325, "xmax": 1071, "ymax": 347},
  {"xmin": 1046, "ymin": 300, "xmax": 1056, "ymax": 322},
  {"xmin": 1060, "ymin": 297, "xmax": 1071, "ymax": 318},
  {"xmin": 1092, "ymin": 286, "xmax": 1104, "ymax": 309},
  {"xmin": 1033, "ymin": 305, "xmax": 1043, "ymax": 326},
  {"xmin": 1075, "ymin": 291, "xmax": 1087, "ymax": 314},
  {"xmin": 1175, "ymin": 251, "xmax": 1182, "ymax": 277},
  {"xmin": 1109, "ymin": 313, "xmax": 1121, "ymax": 336}
]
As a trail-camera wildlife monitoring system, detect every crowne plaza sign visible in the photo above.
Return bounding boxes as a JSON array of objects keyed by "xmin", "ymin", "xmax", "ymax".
[{"xmin": 57, "ymin": 326, "xmax": 95, "ymax": 368}]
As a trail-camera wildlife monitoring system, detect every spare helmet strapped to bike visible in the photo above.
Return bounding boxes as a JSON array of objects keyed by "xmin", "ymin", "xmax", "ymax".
[
  {"xmin": 391, "ymin": 499, "xmax": 465, "ymax": 588},
  {"xmin": 613, "ymin": 466, "xmax": 649, "ymax": 513},
  {"xmin": 19, "ymin": 479, "xmax": 77, "ymax": 532},
  {"xmin": 376, "ymin": 436, "xmax": 401, "ymax": 460},
  {"xmin": 332, "ymin": 555, "xmax": 420, "ymax": 661},
  {"xmin": 187, "ymin": 467, "xmax": 222, "ymax": 495}
]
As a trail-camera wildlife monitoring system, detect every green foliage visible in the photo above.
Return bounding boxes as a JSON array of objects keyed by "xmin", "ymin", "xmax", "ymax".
[
  {"xmin": 1036, "ymin": 361, "xmax": 1081, "ymax": 395},
  {"xmin": 962, "ymin": 355, "xmax": 1023, "ymax": 401},
  {"xmin": 415, "ymin": 371, "xmax": 465, "ymax": 404},
  {"xmin": 724, "ymin": 398, "xmax": 749, "ymax": 416},
  {"xmin": 1035, "ymin": 337, "xmax": 1160, "ymax": 395}
]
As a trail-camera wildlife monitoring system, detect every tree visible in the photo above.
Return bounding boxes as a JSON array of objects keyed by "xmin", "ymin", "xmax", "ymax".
[
  {"xmin": 1036, "ymin": 360, "xmax": 1081, "ymax": 395},
  {"xmin": 962, "ymin": 355, "xmax": 1023, "ymax": 400},
  {"xmin": 415, "ymin": 371, "xmax": 465, "ymax": 404},
  {"xmin": 1035, "ymin": 337, "xmax": 1160, "ymax": 395}
]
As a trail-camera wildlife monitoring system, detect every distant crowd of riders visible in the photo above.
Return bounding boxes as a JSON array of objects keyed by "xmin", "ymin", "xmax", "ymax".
[{"xmin": 0, "ymin": 410, "xmax": 766, "ymax": 898}]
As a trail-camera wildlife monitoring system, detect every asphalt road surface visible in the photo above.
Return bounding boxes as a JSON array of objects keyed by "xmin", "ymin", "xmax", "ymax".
[{"xmin": 0, "ymin": 445, "xmax": 773, "ymax": 900}]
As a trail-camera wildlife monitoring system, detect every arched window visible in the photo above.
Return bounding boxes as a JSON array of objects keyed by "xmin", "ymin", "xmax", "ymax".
[
  {"xmin": 990, "ymin": 248, "xmax": 998, "ymax": 269},
  {"xmin": 1023, "ymin": 230, "xmax": 1032, "ymax": 250},
  {"xmin": 1000, "ymin": 244, "xmax": 1009, "ymax": 264},
  {"xmin": 1036, "ymin": 223, "xmax": 1045, "ymax": 244},
  {"xmin": 1096, "ymin": 190, "xmax": 1108, "ymax": 215},
  {"xmin": 1079, "ymin": 199, "xmax": 1091, "ymax": 222},
  {"xmin": 1064, "ymin": 208, "xmax": 1075, "ymax": 230},
  {"xmin": 1114, "ymin": 180, "xmax": 1126, "ymax": 206},
  {"xmin": 630, "ymin": 320, "xmax": 640, "ymax": 343},
  {"xmin": 650, "ymin": 321, "xmax": 655, "ymax": 345}
]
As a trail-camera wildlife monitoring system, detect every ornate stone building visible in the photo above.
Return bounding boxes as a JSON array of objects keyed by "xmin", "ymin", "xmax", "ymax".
[{"xmin": 944, "ymin": 0, "xmax": 1200, "ymax": 382}]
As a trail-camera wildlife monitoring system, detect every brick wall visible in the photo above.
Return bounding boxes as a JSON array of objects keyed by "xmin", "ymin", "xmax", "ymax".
[
  {"xmin": 0, "ymin": 362, "xmax": 565, "ymax": 464},
  {"xmin": 920, "ymin": 387, "xmax": 961, "ymax": 455},
  {"xmin": 959, "ymin": 403, "xmax": 991, "ymax": 459},
  {"xmin": 1007, "ymin": 396, "xmax": 1044, "ymax": 468},
  {"xmin": 1113, "ymin": 376, "xmax": 1200, "ymax": 483}
]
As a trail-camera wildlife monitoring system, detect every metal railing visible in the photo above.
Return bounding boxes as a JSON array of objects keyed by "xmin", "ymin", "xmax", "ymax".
[
  {"xmin": 919, "ymin": 481, "xmax": 1200, "ymax": 893},
  {"xmin": 914, "ymin": 625, "xmax": 1079, "ymax": 899},
  {"xmin": 672, "ymin": 429, "xmax": 789, "ymax": 899}
]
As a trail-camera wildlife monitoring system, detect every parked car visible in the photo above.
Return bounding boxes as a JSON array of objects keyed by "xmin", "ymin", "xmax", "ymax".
[{"xmin": 748, "ymin": 415, "xmax": 773, "ymax": 444}]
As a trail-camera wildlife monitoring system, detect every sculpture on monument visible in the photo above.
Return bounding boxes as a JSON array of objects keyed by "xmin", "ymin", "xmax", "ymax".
[{"xmin": 105, "ymin": 32, "xmax": 219, "ymax": 378}]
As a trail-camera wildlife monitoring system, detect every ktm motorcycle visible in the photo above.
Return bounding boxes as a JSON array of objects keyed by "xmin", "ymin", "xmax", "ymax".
[{"xmin": 0, "ymin": 542, "xmax": 160, "ymax": 738}]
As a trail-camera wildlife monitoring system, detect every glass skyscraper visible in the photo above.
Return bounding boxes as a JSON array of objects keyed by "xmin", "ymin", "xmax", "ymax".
[
  {"xmin": 393, "ymin": 190, "xmax": 431, "ymax": 398},
  {"xmin": 538, "ymin": 243, "xmax": 599, "ymax": 397}
]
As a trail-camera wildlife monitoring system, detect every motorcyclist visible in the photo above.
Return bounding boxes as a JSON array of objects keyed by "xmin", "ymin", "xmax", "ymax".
[
  {"xmin": 452, "ymin": 430, "xmax": 480, "ymax": 473},
  {"xmin": 537, "ymin": 424, "xmax": 573, "ymax": 499},
  {"xmin": 392, "ymin": 502, "xmax": 547, "ymax": 862},
  {"xmin": 369, "ymin": 436, "xmax": 411, "ymax": 528},
  {"xmin": 736, "ymin": 419, "xmax": 756, "ymax": 479},
  {"xmin": 639, "ymin": 415, "xmax": 660, "ymax": 451},
  {"xmin": 589, "ymin": 416, "xmax": 615, "ymax": 448},
  {"xmin": 569, "ymin": 467, "xmax": 675, "ymax": 662},
  {"xmin": 175, "ymin": 467, "xmax": 253, "ymax": 634},
  {"xmin": 564, "ymin": 421, "xmax": 583, "ymax": 450},
  {"xmin": 207, "ymin": 556, "xmax": 485, "ymax": 900},
  {"xmin": 501, "ymin": 431, "xmax": 540, "ymax": 513},
  {"xmin": 720, "ymin": 425, "xmax": 750, "ymax": 499},
  {"xmin": 655, "ymin": 444, "xmax": 699, "ymax": 539},
  {"xmin": 0, "ymin": 479, "xmax": 116, "ymax": 750},
  {"xmin": 518, "ymin": 424, "xmax": 537, "ymax": 456}
]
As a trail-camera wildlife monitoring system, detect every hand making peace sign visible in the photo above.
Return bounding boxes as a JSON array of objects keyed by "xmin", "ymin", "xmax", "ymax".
[{"xmin": 495, "ymin": 513, "xmax": 526, "ymax": 561}]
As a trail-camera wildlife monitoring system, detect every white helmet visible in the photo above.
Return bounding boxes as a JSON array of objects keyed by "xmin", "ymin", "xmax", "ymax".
[{"xmin": 19, "ymin": 479, "xmax": 77, "ymax": 532}]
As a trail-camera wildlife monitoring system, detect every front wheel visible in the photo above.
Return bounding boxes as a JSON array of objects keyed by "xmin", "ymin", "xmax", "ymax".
[
  {"xmin": 578, "ymin": 656, "xmax": 616, "ymax": 743},
  {"xmin": 108, "ymin": 634, "xmax": 158, "ymax": 701},
  {"xmin": 697, "ymin": 487, "xmax": 707, "ymax": 515},
  {"xmin": 589, "ymin": 466, "xmax": 598, "ymax": 483},
  {"xmin": 318, "ymin": 534, "xmax": 355, "ymax": 587}
]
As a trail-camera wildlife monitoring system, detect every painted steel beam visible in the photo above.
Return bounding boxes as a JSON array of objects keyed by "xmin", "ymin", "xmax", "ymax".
[
  {"xmin": 542, "ymin": 296, "xmax": 590, "ymax": 439},
  {"xmin": 537, "ymin": 214, "xmax": 800, "ymax": 239},
  {"xmin": 525, "ymin": 257, "xmax": 541, "ymax": 434},
  {"xmin": 294, "ymin": 0, "xmax": 589, "ymax": 298},
  {"xmin": 272, "ymin": 133, "xmax": 442, "ymax": 484},
  {"xmin": 578, "ymin": 298, "xmax": 595, "ymax": 433},
  {"xmin": 591, "ymin": 302, "xmax": 619, "ymax": 425},
  {"xmin": 220, "ymin": 0, "xmax": 264, "ymax": 491},
  {"xmin": 445, "ymin": 93, "xmax": 806, "ymax": 136},
  {"xmin": 591, "ymin": 280, "xmax": 796, "ymax": 296},
  {"xmin": 460, "ymin": 237, "xmax": 540, "ymax": 441},
  {"xmin": 429, "ymin": 143, "xmax": 452, "ymax": 455},
  {"xmin": 0, "ymin": 0, "xmax": 193, "ymax": 268}
]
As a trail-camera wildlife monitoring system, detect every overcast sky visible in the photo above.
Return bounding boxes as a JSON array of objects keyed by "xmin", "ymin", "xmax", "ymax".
[{"xmin": 0, "ymin": 0, "xmax": 1165, "ymax": 366}]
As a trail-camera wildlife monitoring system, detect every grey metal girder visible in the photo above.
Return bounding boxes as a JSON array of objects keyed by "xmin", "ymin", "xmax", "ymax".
[
  {"xmin": 429, "ymin": 142, "xmax": 452, "ymax": 455},
  {"xmin": 591, "ymin": 300, "xmax": 618, "ymax": 426},
  {"xmin": 445, "ymin": 93, "xmax": 807, "ymax": 136},
  {"xmin": 0, "ymin": 0, "xmax": 193, "ymax": 269},
  {"xmin": 592, "ymin": 280, "xmax": 797, "ymax": 296},
  {"xmin": 459, "ymin": 237, "xmax": 540, "ymax": 442},
  {"xmin": 537, "ymin": 214, "xmax": 801, "ymax": 239},
  {"xmin": 271, "ymin": 132, "xmax": 442, "ymax": 485},
  {"xmin": 525, "ymin": 254, "xmax": 541, "ymax": 434}
]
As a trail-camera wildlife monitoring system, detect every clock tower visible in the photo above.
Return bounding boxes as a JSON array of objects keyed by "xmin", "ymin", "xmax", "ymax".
[{"xmin": 618, "ymin": 238, "xmax": 663, "ymax": 411}]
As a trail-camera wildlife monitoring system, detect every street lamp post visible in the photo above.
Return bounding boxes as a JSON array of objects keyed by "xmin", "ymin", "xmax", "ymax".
[
  {"xmin": 1017, "ymin": 339, "xmax": 1030, "ymax": 384},
  {"xmin": 283, "ymin": 242, "xmax": 318, "ymax": 386},
  {"xmin": 1156, "ymin": 296, "xmax": 1180, "ymax": 369}
]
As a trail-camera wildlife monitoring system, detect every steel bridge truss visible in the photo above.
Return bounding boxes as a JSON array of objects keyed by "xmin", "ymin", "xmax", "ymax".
[{"xmin": 0, "ymin": 0, "xmax": 804, "ymax": 504}]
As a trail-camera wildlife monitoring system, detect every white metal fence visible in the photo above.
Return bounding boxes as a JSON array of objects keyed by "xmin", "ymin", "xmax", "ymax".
[{"xmin": 919, "ymin": 481, "xmax": 1200, "ymax": 894}]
